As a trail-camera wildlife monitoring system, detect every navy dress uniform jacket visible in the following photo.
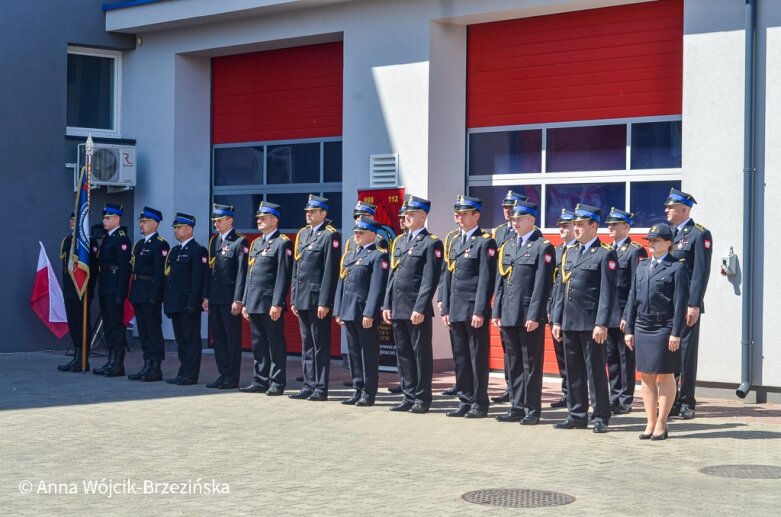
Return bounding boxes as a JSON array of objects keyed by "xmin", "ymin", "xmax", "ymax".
[
  {"xmin": 61, "ymin": 235, "xmax": 98, "ymax": 300},
  {"xmin": 492, "ymin": 232, "xmax": 554, "ymax": 326},
  {"xmin": 670, "ymin": 219, "xmax": 712, "ymax": 311},
  {"xmin": 334, "ymin": 243, "xmax": 390, "ymax": 321},
  {"xmin": 163, "ymin": 239, "xmax": 207, "ymax": 314},
  {"xmin": 546, "ymin": 242, "xmax": 568, "ymax": 320},
  {"xmin": 383, "ymin": 229, "xmax": 444, "ymax": 318},
  {"xmin": 98, "ymin": 227, "xmax": 132, "ymax": 299},
  {"xmin": 625, "ymin": 255, "xmax": 689, "ymax": 337},
  {"xmin": 291, "ymin": 221, "xmax": 341, "ymax": 310},
  {"xmin": 492, "ymin": 223, "xmax": 516, "ymax": 248},
  {"xmin": 129, "ymin": 233, "xmax": 169, "ymax": 304},
  {"xmin": 204, "ymin": 229, "xmax": 248, "ymax": 305},
  {"xmin": 344, "ymin": 234, "xmax": 389, "ymax": 255},
  {"xmin": 242, "ymin": 230, "xmax": 293, "ymax": 313},
  {"xmin": 610, "ymin": 238, "xmax": 647, "ymax": 326},
  {"xmin": 440, "ymin": 228, "xmax": 497, "ymax": 322},
  {"xmin": 552, "ymin": 241, "xmax": 618, "ymax": 331}
]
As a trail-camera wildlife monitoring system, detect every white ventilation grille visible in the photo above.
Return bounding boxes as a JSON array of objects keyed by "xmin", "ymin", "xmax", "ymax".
[{"xmin": 369, "ymin": 154, "xmax": 399, "ymax": 187}]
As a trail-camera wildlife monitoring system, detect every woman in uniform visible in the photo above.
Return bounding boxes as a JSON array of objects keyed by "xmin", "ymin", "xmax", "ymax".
[{"xmin": 623, "ymin": 224, "xmax": 689, "ymax": 440}]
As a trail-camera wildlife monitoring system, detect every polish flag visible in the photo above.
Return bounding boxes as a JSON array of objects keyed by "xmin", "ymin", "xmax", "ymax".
[{"xmin": 30, "ymin": 242, "xmax": 68, "ymax": 338}]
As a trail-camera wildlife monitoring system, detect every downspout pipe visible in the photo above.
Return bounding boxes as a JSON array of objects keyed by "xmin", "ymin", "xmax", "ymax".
[{"xmin": 736, "ymin": 0, "xmax": 756, "ymax": 399}]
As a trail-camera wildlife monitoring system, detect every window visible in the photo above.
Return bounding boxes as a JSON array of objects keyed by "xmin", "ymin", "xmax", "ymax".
[
  {"xmin": 467, "ymin": 117, "xmax": 681, "ymax": 229},
  {"xmin": 212, "ymin": 138, "xmax": 342, "ymax": 232},
  {"xmin": 67, "ymin": 47, "xmax": 121, "ymax": 137}
]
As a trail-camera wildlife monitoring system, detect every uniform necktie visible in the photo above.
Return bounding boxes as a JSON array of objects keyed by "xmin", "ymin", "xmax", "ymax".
[
  {"xmin": 613, "ymin": 242, "xmax": 618, "ymax": 250},
  {"xmin": 461, "ymin": 233, "xmax": 467, "ymax": 248},
  {"xmin": 356, "ymin": 245, "xmax": 362, "ymax": 254},
  {"xmin": 671, "ymin": 225, "xmax": 679, "ymax": 239},
  {"xmin": 517, "ymin": 236, "xmax": 523, "ymax": 248},
  {"xmin": 650, "ymin": 258, "xmax": 658, "ymax": 271},
  {"xmin": 581, "ymin": 244, "xmax": 587, "ymax": 255}
]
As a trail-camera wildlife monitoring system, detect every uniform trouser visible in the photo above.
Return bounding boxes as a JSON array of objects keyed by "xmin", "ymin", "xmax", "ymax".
[
  {"xmin": 552, "ymin": 335, "xmax": 568, "ymax": 400},
  {"xmin": 392, "ymin": 318, "xmax": 433, "ymax": 406},
  {"xmin": 133, "ymin": 302, "xmax": 165, "ymax": 362},
  {"xmin": 249, "ymin": 312, "xmax": 287, "ymax": 389},
  {"xmin": 65, "ymin": 297, "xmax": 91, "ymax": 357},
  {"xmin": 605, "ymin": 326, "xmax": 635, "ymax": 407},
  {"xmin": 500, "ymin": 336, "xmax": 511, "ymax": 390},
  {"xmin": 502, "ymin": 324, "xmax": 545, "ymax": 417},
  {"xmin": 209, "ymin": 304, "xmax": 243, "ymax": 383},
  {"xmin": 99, "ymin": 295, "xmax": 127, "ymax": 354},
  {"xmin": 563, "ymin": 331, "xmax": 611, "ymax": 424},
  {"xmin": 344, "ymin": 320, "xmax": 379, "ymax": 398},
  {"xmin": 450, "ymin": 320, "xmax": 490, "ymax": 410},
  {"xmin": 171, "ymin": 311, "xmax": 202, "ymax": 381},
  {"xmin": 677, "ymin": 318, "xmax": 701, "ymax": 409},
  {"xmin": 297, "ymin": 309, "xmax": 331, "ymax": 394}
]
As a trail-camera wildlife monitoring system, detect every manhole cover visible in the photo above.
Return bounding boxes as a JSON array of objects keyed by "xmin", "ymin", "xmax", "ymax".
[
  {"xmin": 700, "ymin": 465, "xmax": 781, "ymax": 479},
  {"xmin": 462, "ymin": 488, "xmax": 575, "ymax": 508}
]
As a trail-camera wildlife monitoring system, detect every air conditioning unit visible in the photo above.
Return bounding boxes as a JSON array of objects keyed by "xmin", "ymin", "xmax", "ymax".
[{"xmin": 75, "ymin": 143, "xmax": 136, "ymax": 189}]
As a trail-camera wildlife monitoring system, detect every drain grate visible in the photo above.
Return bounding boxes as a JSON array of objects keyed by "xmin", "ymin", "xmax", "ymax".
[
  {"xmin": 700, "ymin": 465, "xmax": 781, "ymax": 479},
  {"xmin": 462, "ymin": 488, "xmax": 575, "ymax": 508}
]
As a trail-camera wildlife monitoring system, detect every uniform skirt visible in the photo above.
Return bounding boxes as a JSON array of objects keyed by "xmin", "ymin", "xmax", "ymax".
[{"xmin": 635, "ymin": 319, "xmax": 681, "ymax": 375}]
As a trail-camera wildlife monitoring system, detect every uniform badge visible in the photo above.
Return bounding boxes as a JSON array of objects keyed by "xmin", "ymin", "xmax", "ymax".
[
  {"xmin": 408, "ymin": 249, "xmax": 414, "ymax": 255},
  {"xmin": 381, "ymin": 260, "xmax": 389, "ymax": 270},
  {"xmin": 356, "ymin": 259, "xmax": 362, "ymax": 265},
  {"xmin": 92, "ymin": 247, "xmax": 98, "ymax": 253},
  {"xmin": 201, "ymin": 256, "xmax": 208, "ymax": 264},
  {"xmin": 434, "ymin": 249, "xmax": 442, "ymax": 259},
  {"xmin": 121, "ymin": 244, "xmax": 128, "ymax": 251},
  {"xmin": 487, "ymin": 248, "xmax": 496, "ymax": 257},
  {"xmin": 544, "ymin": 254, "xmax": 552, "ymax": 263},
  {"xmin": 162, "ymin": 250, "xmax": 168, "ymax": 256},
  {"xmin": 332, "ymin": 240, "xmax": 340, "ymax": 248},
  {"xmin": 677, "ymin": 240, "xmax": 687, "ymax": 249},
  {"xmin": 704, "ymin": 239, "xmax": 711, "ymax": 249},
  {"xmin": 286, "ymin": 249, "xmax": 292, "ymax": 256},
  {"xmin": 621, "ymin": 245, "xmax": 628, "ymax": 251},
  {"xmin": 608, "ymin": 260, "xmax": 617, "ymax": 270},
  {"xmin": 244, "ymin": 246, "xmax": 249, "ymax": 254}
]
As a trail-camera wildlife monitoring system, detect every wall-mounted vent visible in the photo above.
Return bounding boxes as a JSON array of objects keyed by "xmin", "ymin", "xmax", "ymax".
[{"xmin": 369, "ymin": 153, "xmax": 399, "ymax": 187}]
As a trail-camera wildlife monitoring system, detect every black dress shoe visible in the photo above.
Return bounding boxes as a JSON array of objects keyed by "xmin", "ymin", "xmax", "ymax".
[
  {"xmin": 390, "ymin": 401, "xmax": 414, "ymax": 412},
  {"xmin": 651, "ymin": 428, "xmax": 668, "ymax": 440},
  {"xmin": 141, "ymin": 361, "xmax": 162, "ymax": 382},
  {"xmin": 165, "ymin": 376, "xmax": 182, "ymax": 384},
  {"xmin": 70, "ymin": 362, "xmax": 89, "ymax": 373},
  {"xmin": 355, "ymin": 397, "xmax": 375, "ymax": 407},
  {"xmin": 638, "ymin": 432, "xmax": 653, "ymax": 440},
  {"xmin": 93, "ymin": 351, "xmax": 116, "ymax": 376},
  {"xmin": 295, "ymin": 375, "xmax": 304, "ymax": 382},
  {"xmin": 612, "ymin": 404, "xmax": 632, "ymax": 415},
  {"xmin": 520, "ymin": 414, "xmax": 540, "ymax": 426},
  {"xmin": 680, "ymin": 406, "xmax": 695, "ymax": 420},
  {"xmin": 409, "ymin": 403, "xmax": 429, "ymax": 414},
  {"xmin": 341, "ymin": 391, "xmax": 362, "ymax": 405},
  {"xmin": 447, "ymin": 404, "xmax": 470, "ymax": 417},
  {"xmin": 239, "ymin": 383, "xmax": 268, "ymax": 393},
  {"xmin": 387, "ymin": 385, "xmax": 402, "ymax": 394},
  {"xmin": 491, "ymin": 391, "xmax": 510, "ymax": 404},
  {"xmin": 128, "ymin": 361, "xmax": 151, "ymax": 381},
  {"xmin": 206, "ymin": 376, "xmax": 225, "ymax": 389},
  {"xmin": 103, "ymin": 360, "xmax": 125, "ymax": 378},
  {"xmin": 441, "ymin": 385, "xmax": 458, "ymax": 397},
  {"xmin": 496, "ymin": 411, "xmax": 524, "ymax": 422},
  {"xmin": 342, "ymin": 380, "xmax": 354, "ymax": 387},
  {"xmin": 308, "ymin": 391, "xmax": 328, "ymax": 401},
  {"xmin": 553, "ymin": 419, "xmax": 588, "ymax": 430},
  {"xmin": 266, "ymin": 386, "xmax": 284, "ymax": 396},
  {"xmin": 550, "ymin": 398, "xmax": 568, "ymax": 408},
  {"xmin": 592, "ymin": 421, "xmax": 609, "ymax": 433},
  {"xmin": 464, "ymin": 409, "xmax": 487, "ymax": 419},
  {"xmin": 668, "ymin": 401, "xmax": 681, "ymax": 417},
  {"xmin": 289, "ymin": 389, "xmax": 313, "ymax": 400},
  {"xmin": 176, "ymin": 378, "xmax": 197, "ymax": 386},
  {"xmin": 217, "ymin": 382, "xmax": 238, "ymax": 390},
  {"xmin": 57, "ymin": 356, "xmax": 79, "ymax": 372}
]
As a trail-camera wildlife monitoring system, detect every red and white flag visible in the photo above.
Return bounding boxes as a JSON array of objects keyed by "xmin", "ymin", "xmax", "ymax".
[{"xmin": 30, "ymin": 242, "xmax": 68, "ymax": 338}]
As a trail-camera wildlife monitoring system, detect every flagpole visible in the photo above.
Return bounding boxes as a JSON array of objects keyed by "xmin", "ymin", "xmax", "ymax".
[{"xmin": 82, "ymin": 135, "xmax": 93, "ymax": 373}]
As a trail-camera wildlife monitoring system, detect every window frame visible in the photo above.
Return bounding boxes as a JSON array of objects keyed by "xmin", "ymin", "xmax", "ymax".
[
  {"xmin": 466, "ymin": 115, "xmax": 682, "ymax": 231},
  {"xmin": 66, "ymin": 46, "xmax": 122, "ymax": 138}
]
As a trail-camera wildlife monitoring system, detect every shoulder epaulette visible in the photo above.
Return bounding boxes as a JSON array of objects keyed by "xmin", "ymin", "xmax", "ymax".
[
  {"xmin": 639, "ymin": 257, "xmax": 649, "ymax": 261},
  {"xmin": 325, "ymin": 225, "xmax": 337, "ymax": 233},
  {"xmin": 118, "ymin": 230, "xmax": 126, "ymax": 237},
  {"xmin": 679, "ymin": 258, "xmax": 687, "ymax": 262},
  {"xmin": 695, "ymin": 223, "xmax": 708, "ymax": 231},
  {"xmin": 447, "ymin": 228, "xmax": 459, "ymax": 236},
  {"xmin": 394, "ymin": 234, "xmax": 405, "ymax": 244},
  {"xmin": 430, "ymin": 234, "xmax": 440, "ymax": 241},
  {"xmin": 566, "ymin": 243, "xmax": 579, "ymax": 249},
  {"xmin": 481, "ymin": 231, "xmax": 491, "ymax": 239},
  {"xmin": 280, "ymin": 234, "xmax": 290, "ymax": 241},
  {"xmin": 235, "ymin": 231, "xmax": 245, "ymax": 239},
  {"xmin": 297, "ymin": 226, "xmax": 308, "ymax": 236},
  {"xmin": 630, "ymin": 241, "xmax": 643, "ymax": 248},
  {"xmin": 376, "ymin": 247, "xmax": 388, "ymax": 253},
  {"xmin": 157, "ymin": 235, "xmax": 166, "ymax": 242},
  {"xmin": 601, "ymin": 242, "xmax": 613, "ymax": 250},
  {"xmin": 543, "ymin": 239, "xmax": 551, "ymax": 244}
]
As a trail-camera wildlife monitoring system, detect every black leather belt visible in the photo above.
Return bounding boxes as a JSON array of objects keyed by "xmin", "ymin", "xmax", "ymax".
[{"xmin": 637, "ymin": 313, "xmax": 673, "ymax": 323}]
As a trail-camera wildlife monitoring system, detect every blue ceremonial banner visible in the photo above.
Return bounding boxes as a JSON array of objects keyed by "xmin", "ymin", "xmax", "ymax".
[{"xmin": 69, "ymin": 165, "xmax": 91, "ymax": 299}]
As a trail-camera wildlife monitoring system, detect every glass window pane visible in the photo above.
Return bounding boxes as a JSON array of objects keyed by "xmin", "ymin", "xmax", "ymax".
[
  {"xmin": 266, "ymin": 193, "xmax": 310, "ymax": 230},
  {"xmin": 322, "ymin": 192, "xmax": 343, "ymax": 229},
  {"xmin": 213, "ymin": 147, "xmax": 264, "ymax": 186},
  {"xmin": 545, "ymin": 183, "xmax": 625, "ymax": 228},
  {"xmin": 547, "ymin": 125, "xmax": 626, "ymax": 172},
  {"xmin": 267, "ymin": 143, "xmax": 320, "ymax": 184},
  {"xmin": 324, "ymin": 141, "xmax": 342, "ymax": 182},
  {"xmin": 469, "ymin": 130, "xmax": 542, "ymax": 175},
  {"xmin": 467, "ymin": 185, "xmax": 542, "ymax": 229},
  {"xmin": 67, "ymin": 53, "xmax": 114, "ymax": 130},
  {"xmin": 630, "ymin": 180, "xmax": 681, "ymax": 228},
  {"xmin": 631, "ymin": 121, "xmax": 682, "ymax": 169},
  {"xmin": 213, "ymin": 194, "xmax": 264, "ymax": 230}
]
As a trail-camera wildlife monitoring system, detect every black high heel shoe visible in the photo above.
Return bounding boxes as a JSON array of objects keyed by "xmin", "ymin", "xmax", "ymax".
[{"xmin": 651, "ymin": 428, "xmax": 668, "ymax": 441}]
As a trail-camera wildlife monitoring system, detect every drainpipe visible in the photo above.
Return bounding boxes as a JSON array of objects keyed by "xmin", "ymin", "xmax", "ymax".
[{"xmin": 736, "ymin": 0, "xmax": 756, "ymax": 399}]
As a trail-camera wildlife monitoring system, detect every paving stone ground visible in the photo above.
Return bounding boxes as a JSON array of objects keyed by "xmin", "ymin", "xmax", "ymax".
[{"xmin": 1, "ymin": 347, "xmax": 780, "ymax": 516}]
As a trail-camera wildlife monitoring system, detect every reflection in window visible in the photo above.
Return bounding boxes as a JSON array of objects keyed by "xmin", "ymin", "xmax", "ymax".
[
  {"xmin": 324, "ymin": 141, "xmax": 343, "ymax": 182},
  {"xmin": 213, "ymin": 194, "xmax": 264, "ymax": 229},
  {"xmin": 631, "ymin": 121, "xmax": 682, "ymax": 169},
  {"xmin": 545, "ymin": 183, "xmax": 625, "ymax": 228},
  {"xmin": 547, "ymin": 125, "xmax": 626, "ymax": 172},
  {"xmin": 67, "ymin": 53, "xmax": 115, "ymax": 130},
  {"xmin": 267, "ymin": 143, "xmax": 320, "ymax": 184},
  {"xmin": 469, "ymin": 130, "xmax": 542, "ymax": 175},
  {"xmin": 266, "ymin": 193, "xmax": 310, "ymax": 230},
  {"xmin": 322, "ymin": 192, "xmax": 343, "ymax": 228},
  {"xmin": 630, "ymin": 180, "xmax": 681, "ymax": 227},
  {"xmin": 467, "ymin": 185, "xmax": 542, "ymax": 229},
  {"xmin": 213, "ymin": 147, "xmax": 264, "ymax": 186}
]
